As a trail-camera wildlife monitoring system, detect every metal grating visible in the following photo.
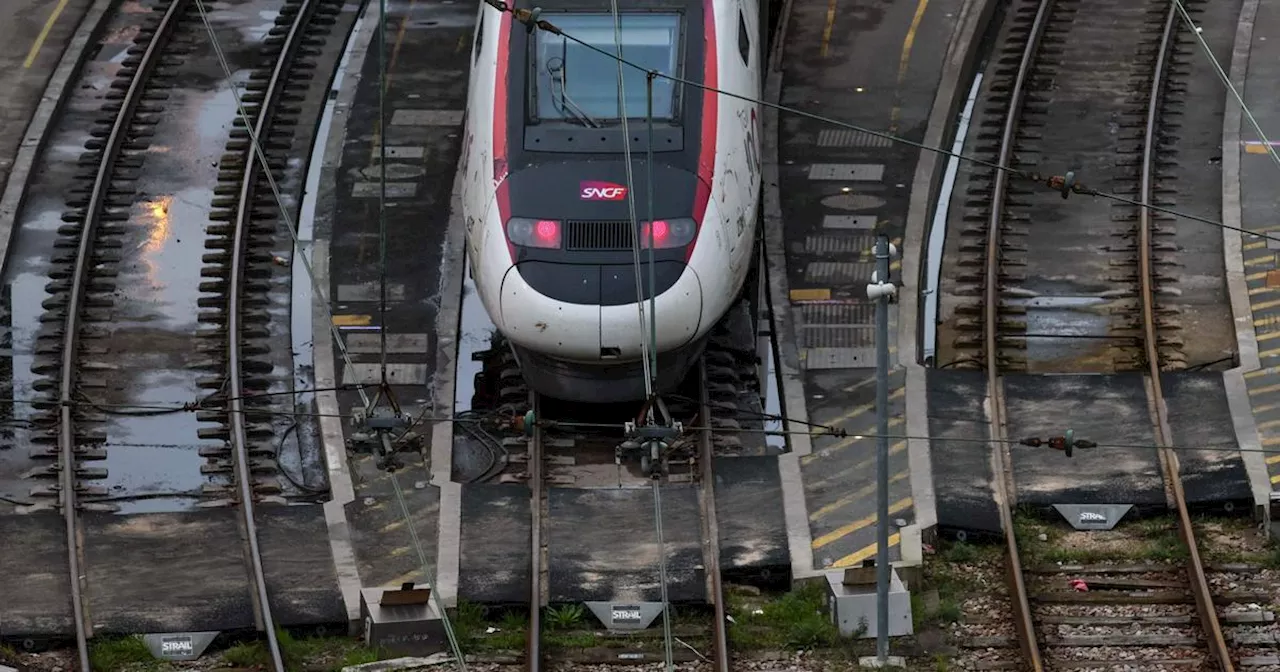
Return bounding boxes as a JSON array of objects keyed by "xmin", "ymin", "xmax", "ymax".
[
  {"xmin": 803, "ymin": 261, "xmax": 874, "ymax": 285},
  {"xmin": 800, "ymin": 302, "xmax": 876, "ymax": 325},
  {"xmin": 565, "ymin": 220, "xmax": 634, "ymax": 250},
  {"xmin": 816, "ymin": 128, "xmax": 894, "ymax": 148},
  {"xmin": 803, "ymin": 235, "xmax": 875, "ymax": 255},
  {"xmin": 801, "ymin": 325, "xmax": 876, "ymax": 348}
]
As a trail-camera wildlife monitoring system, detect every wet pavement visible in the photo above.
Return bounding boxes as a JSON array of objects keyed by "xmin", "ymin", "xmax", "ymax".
[
  {"xmin": 775, "ymin": 0, "xmax": 964, "ymax": 569},
  {"xmin": 311, "ymin": 0, "xmax": 473, "ymax": 589}
]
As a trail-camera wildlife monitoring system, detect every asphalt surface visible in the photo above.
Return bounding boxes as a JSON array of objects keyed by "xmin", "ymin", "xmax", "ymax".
[
  {"xmin": 925, "ymin": 369, "xmax": 999, "ymax": 536},
  {"xmin": 0, "ymin": 0, "xmax": 94, "ymax": 200},
  {"xmin": 313, "ymin": 0, "xmax": 473, "ymax": 589},
  {"xmin": 777, "ymin": 0, "xmax": 963, "ymax": 570},
  {"xmin": 1236, "ymin": 0, "xmax": 1280, "ymax": 493}
]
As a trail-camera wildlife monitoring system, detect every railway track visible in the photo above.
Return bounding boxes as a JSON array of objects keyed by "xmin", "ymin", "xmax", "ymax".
[
  {"xmin": 519, "ymin": 357, "xmax": 732, "ymax": 670},
  {"xmin": 28, "ymin": 0, "xmax": 339, "ymax": 667},
  {"xmin": 948, "ymin": 0, "xmax": 1236, "ymax": 667}
]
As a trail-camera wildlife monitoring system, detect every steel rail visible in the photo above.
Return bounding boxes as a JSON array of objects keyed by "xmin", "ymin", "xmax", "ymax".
[
  {"xmin": 1139, "ymin": 5, "xmax": 1233, "ymax": 670},
  {"xmin": 982, "ymin": 0, "xmax": 1054, "ymax": 668},
  {"xmin": 527, "ymin": 393, "xmax": 544, "ymax": 672},
  {"xmin": 696, "ymin": 360, "xmax": 731, "ymax": 672},
  {"xmin": 227, "ymin": 0, "xmax": 321, "ymax": 669},
  {"xmin": 59, "ymin": 2, "xmax": 189, "ymax": 668}
]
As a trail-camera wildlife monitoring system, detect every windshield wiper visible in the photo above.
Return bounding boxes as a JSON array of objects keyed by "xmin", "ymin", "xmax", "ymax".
[{"xmin": 547, "ymin": 54, "xmax": 599, "ymax": 128}]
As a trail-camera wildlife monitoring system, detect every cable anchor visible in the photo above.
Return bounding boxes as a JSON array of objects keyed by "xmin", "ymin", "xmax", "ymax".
[
  {"xmin": 1047, "ymin": 171, "xmax": 1077, "ymax": 199},
  {"xmin": 348, "ymin": 381, "xmax": 414, "ymax": 471}
]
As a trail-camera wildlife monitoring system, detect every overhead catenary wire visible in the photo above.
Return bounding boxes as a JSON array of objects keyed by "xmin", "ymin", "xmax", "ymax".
[
  {"xmin": 192, "ymin": 0, "xmax": 467, "ymax": 667},
  {"xmin": 478, "ymin": 0, "xmax": 1280, "ymax": 247}
]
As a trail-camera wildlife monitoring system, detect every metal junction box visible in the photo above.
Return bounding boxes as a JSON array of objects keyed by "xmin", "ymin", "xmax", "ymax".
[
  {"xmin": 360, "ymin": 583, "xmax": 448, "ymax": 657},
  {"xmin": 824, "ymin": 567, "xmax": 913, "ymax": 639}
]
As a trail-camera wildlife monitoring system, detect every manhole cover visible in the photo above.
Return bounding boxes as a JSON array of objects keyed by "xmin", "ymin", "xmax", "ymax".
[{"xmin": 821, "ymin": 193, "xmax": 886, "ymax": 211}]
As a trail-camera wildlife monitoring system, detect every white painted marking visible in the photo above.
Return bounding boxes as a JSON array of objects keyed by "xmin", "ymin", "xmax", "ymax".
[
  {"xmin": 351, "ymin": 182, "xmax": 417, "ymax": 198},
  {"xmin": 390, "ymin": 109, "xmax": 464, "ymax": 126},
  {"xmin": 337, "ymin": 282, "xmax": 406, "ymax": 302},
  {"xmin": 385, "ymin": 146, "xmax": 426, "ymax": 159},
  {"xmin": 823, "ymin": 215, "xmax": 876, "ymax": 230},
  {"xmin": 341, "ymin": 363, "xmax": 430, "ymax": 385},
  {"xmin": 344, "ymin": 333, "xmax": 430, "ymax": 354},
  {"xmin": 807, "ymin": 163, "xmax": 885, "ymax": 181}
]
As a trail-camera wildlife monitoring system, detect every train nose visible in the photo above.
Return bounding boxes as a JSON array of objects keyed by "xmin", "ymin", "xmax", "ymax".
[{"xmin": 499, "ymin": 263, "xmax": 703, "ymax": 362}]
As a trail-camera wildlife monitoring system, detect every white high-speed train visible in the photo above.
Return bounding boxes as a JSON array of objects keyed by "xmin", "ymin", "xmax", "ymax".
[{"xmin": 460, "ymin": 0, "xmax": 762, "ymax": 403}]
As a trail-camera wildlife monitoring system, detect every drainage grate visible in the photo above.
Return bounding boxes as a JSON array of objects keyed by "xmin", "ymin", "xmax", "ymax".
[
  {"xmin": 804, "ymin": 261, "xmax": 874, "ymax": 285},
  {"xmin": 803, "ymin": 235, "xmax": 876, "ymax": 256},
  {"xmin": 565, "ymin": 220, "xmax": 634, "ymax": 250},
  {"xmin": 807, "ymin": 163, "xmax": 885, "ymax": 181},
  {"xmin": 800, "ymin": 302, "xmax": 876, "ymax": 325},
  {"xmin": 816, "ymin": 128, "xmax": 894, "ymax": 148}
]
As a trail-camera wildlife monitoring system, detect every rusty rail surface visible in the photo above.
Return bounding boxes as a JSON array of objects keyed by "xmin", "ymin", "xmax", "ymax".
[
  {"xmin": 58, "ymin": 2, "xmax": 189, "ymax": 668},
  {"xmin": 1140, "ymin": 4, "xmax": 1233, "ymax": 670},
  {"xmin": 982, "ymin": 0, "xmax": 1054, "ymax": 668},
  {"xmin": 225, "ymin": 0, "xmax": 324, "ymax": 667},
  {"xmin": 698, "ymin": 359, "xmax": 731, "ymax": 672}
]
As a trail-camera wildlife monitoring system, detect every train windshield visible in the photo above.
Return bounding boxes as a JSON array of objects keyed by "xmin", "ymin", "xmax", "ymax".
[{"xmin": 530, "ymin": 12, "xmax": 683, "ymax": 125}]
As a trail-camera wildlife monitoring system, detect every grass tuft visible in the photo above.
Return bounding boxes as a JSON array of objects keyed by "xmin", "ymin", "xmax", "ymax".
[
  {"xmin": 725, "ymin": 580, "xmax": 842, "ymax": 650},
  {"xmin": 88, "ymin": 635, "xmax": 158, "ymax": 672}
]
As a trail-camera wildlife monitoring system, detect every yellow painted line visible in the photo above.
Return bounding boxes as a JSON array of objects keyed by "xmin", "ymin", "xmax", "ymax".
[
  {"xmin": 1246, "ymin": 241, "xmax": 1270, "ymax": 251},
  {"xmin": 1252, "ymin": 402, "xmax": 1280, "ymax": 413},
  {"xmin": 1250, "ymin": 285, "xmax": 1278, "ymax": 295},
  {"xmin": 832, "ymin": 532, "xmax": 902, "ymax": 569},
  {"xmin": 1271, "ymin": 473, "xmax": 1280, "ymax": 484},
  {"xmin": 807, "ymin": 440, "xmax": 907, "ymax": 493},
  {"xmin": 814, "ymin": 387, "xmax": 905, "ymax": 431},
  {"xmin": 1254, "ymin": 299, "xmax": 1280, "ymax": 313},
  {"xmin": 803, "ymin": 417, "xmax": 905, "ymax": 464},
  {"xmin": 23, "ymin": 0, "xmax": 70, "ymax": 68},
  {"xmin": 1266, "ymin": 454, "xmax": 1280, "ymax": 465},
  {"xmin": 1246, "ymin": 368, "xmax": 1280, "ymax": 379},
  {"xmin": 888, "ymin": 0, "xmax": 930, "ymax": 131},
  {"xmin": 333, "ymin": 314, "xmax": 372, "ymax": 326},
  {"xmin": 1246, "ymin": 144, "xmax": 1273, "ymax": 155},
  {"xmin": 1252, "ymin": 383, "xmax": 1280, "ymax": 397},
  {"xmin": 1257, "ymin": 419, "xmax": 1280, "ymax": 432},
  {"xmin": 1258, "ymin": 331, "xmax": 1280, "ymax": 343},
  {"xmin": 1245, "ymin": 255, "xmax": 1277, "ymax": 268},
  {"xmin": 1264, "ymin": 436, "xmax": 1280, "ymax": 447},
  {"xmin": 812, "ymin": 498, "xmax": 911, "ymax": 549},
  {"xmin": 791, "ymin": 288, "xmax": 831, "ymax": 301},
  {"xmin": 819, "ymin": 0, "xmax": 839, "ymax": 57},
  {"xmin": 809, "ymin": 470, "xmax": 909, "ymax": 520},
  {"xmin": 1250, "ymin": 271, "xmax": 1271, "ymax": 281}
]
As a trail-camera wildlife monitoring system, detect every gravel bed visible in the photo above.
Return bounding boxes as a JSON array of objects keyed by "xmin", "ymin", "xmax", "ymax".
[
  {"xmin": 1044, "ymin": 645, "xmax": 1204, "ymax": 664},
  {"xmin": 1034, "ymin": 603, "xmax": 1194, "ymax": 619}
]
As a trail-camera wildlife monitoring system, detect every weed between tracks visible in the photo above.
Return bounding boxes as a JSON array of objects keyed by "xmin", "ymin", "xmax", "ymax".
[
  {"xmin": 52, "ymin": 630, "xmax": 389, "ymax": 672},
  {"xmin": 1013, "ymin": 509, "xmax": 1186, "ymax": 565}
]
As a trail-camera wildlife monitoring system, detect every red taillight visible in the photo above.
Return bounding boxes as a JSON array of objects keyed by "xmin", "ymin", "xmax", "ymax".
[
  {"xmin": 641, "ymin": 220, "xmax": 670, "ymax": 244},
  {"xmin": 507, "ymin": 218, "xmax": 562, "ymax": 248}
]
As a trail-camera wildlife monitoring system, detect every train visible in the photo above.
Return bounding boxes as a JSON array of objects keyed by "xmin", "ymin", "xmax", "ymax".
[{"xmin": 460, "ymin": 0, "xmax": 763, "ymax": 404}]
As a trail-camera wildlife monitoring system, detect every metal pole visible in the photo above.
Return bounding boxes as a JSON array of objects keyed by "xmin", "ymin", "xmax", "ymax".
[{"xmin": 873, "ymin": 234, "xmax": 890, "ymax": 662}]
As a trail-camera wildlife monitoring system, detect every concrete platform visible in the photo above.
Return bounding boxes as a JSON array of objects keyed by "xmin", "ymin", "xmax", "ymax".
[
  {"xmin": 548, "ymin": 487, "xmax": 706, "ymax": 604},
  {"xmin": 309, "ymin": 0, "xmax": 475, "ymax": 616},
  {"xmin": 255, "ymin": 505, "xmax": 349, "ymax": 626},
  {"xmin": 81, "ymin": 510, "xmax": 255, "ymax": 634},
  {"xmin": 0, "ymin": 0, "xmax": 101, "ymax": 271},
  {"xmin": 0, "ymin": 512, "xmax": 72, "ymax": 637},
  {"xmin": 1221, "ymin": 0, "xmax": 1280, "ymax": 521},
  {"xmin": 1161, "ymin": 373, "xmax": 1252, "ymax": 509},
  {"xmin": 925, "ymin": 370, "xmax": 1000, "ymax": 537},
  {"xmin": 764, "ymin": 0, "xmax": 999, "ymax": 573},
  {"xmin": 1002, "ymin": 375, "xmax": 1166, "ymax": 510},
  {"xmin": 457, "ymin": 484, "xmax": 531, "ymax": 604},
  {"xmin": 712, "ymin": 456, "xmax": 791, "ymax": 585}
]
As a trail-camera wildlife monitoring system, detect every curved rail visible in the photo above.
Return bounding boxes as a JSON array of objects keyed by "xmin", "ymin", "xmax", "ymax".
[
  {"xmin": 697, "ymin": 360, "xmax": 731, "ymax": 672},
  {"xmin": 1140, "ymin": 5, "xmax": 1233, "ymax": 669},
  {"xmin": 982, "ymin": 0, "xmax": 1053, "ymax": 668},
  {"xmin": 227, "ymin": 0, "xmax": 322, "ymax": 668},
  {"xmin": 528, "ymin": 393, "xmax": 544, "ymax": 672},
  {"xmin": 59, "ymin": 2, "xmax": 189, "ymax": 668}
]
